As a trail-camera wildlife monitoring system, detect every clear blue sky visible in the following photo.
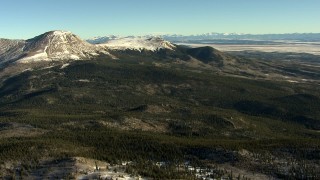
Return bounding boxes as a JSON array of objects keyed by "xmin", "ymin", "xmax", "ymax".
[{"xmin": 0, "ymin": 0, "xmax": 319, "ymax": 39}]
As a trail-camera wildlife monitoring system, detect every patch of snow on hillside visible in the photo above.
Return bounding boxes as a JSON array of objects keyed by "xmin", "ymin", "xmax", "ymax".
[
  {"xmin": 61, "ymin": 63, "xmax": 70, "ymax": 69},
  {"xmin": 41, "ymin": 65, "xmax": 56, "ymax": 70},
  {"xmin": 70, "ymin": 54, "xmax": 80, "ymax": 60},
  {"xmin": 19, "ymin": 50, "xmax": 49, "ymax": 63},
  {"xmin": 53, "ymin": 30, "xmax": 73, "ymax": 36},
  {"xmin": 22, "ymin": 68, "xmax": 33, "ymax": 72}
]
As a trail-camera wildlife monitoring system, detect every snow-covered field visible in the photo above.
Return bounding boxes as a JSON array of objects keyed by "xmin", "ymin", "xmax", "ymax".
[{"xmin": 179, "ymin": 41, "xmax": 320, "ymax": 55}]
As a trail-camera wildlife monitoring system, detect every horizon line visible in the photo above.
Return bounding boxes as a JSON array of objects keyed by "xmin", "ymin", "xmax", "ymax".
[{"xmin": 1, "ymin": 30, "xmax": 320, "ymax": 40}]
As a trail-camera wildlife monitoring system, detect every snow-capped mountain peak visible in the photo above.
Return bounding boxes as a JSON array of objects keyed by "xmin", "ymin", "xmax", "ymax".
[
  {"xmin": 20, "ymin": 30, "xmax": 100, "ymax": 62},
  {"xmin": 0, "ymin": 30, "xmax": 109, "ymax": 65}
]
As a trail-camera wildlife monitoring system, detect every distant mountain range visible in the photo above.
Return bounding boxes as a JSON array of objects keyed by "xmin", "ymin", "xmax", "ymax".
[
  {"xmin": 87, "ymin": 33, "xmax": 320, "ymax": 43},
  {"xmin": 162, "ymin": 33, "xmax": 320, "ymax": 42}
]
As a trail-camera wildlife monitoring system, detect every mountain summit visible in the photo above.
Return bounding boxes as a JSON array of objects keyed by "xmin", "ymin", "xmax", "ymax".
[
  {"xmin": 20, "ymin": 30, "xmax": 101, "ymax": 62},
  {"xmin": 0, "ymin": 30, "xmax": 107, "ymax": 65}
]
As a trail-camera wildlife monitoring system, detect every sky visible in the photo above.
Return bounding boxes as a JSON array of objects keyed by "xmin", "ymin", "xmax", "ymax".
[{"xmin": 0, "ymin": 0, "xmax": 319, "ymax": 39}]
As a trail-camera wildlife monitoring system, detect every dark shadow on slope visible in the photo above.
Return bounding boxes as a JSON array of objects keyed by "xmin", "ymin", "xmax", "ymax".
[
  {"xmin": 234, "ymin": 100, "xmax": 283, "ymax": 117},
  {"xmin": 186, "ymin": 46, "xmax": 225, "ymax": 66}
]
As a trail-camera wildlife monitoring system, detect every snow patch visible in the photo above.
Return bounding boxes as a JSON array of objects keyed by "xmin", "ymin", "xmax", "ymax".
[
  {"xmin": 52, "ymin": 30, "xmax": 73, "ymax": 36},
  {"xmin": 22, "ymin": 68, "xmax": 33, "ymax": 72},
  {"xmin": 19, "ymin": 52, "xmax": 49, "ymax": 63},
  {"xmin": 61, "ymin": 63, "xmax": 70, "ymax": 69},
  {"xmin": 70, "ymin": 54, "xmax": 80, "ymax": 60},
  {"xmin": 78, "ymin": 79, "xmax": 90, "ymax": 82},
  {"xmin": 41, "ymin": 65, "xmax": 56, "ymax": 70},
  {"xmin": 287, "ymin": 80, "xmax": 299, "ymax": 83}
]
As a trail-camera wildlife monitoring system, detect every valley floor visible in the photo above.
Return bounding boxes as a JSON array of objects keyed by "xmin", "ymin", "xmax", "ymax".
[{"xmin": 178, "ymin": 41, "xmax": 320, "ymax": 55}]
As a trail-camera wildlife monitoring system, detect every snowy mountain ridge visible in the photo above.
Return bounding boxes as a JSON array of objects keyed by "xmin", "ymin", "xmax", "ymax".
[
  {"xmin": 86, "ymin": 35, "xmax": 119, "ymax": 44},
  {"xmin": 98, "ymin": 37, "xmax": 176, "ymax": 51}
]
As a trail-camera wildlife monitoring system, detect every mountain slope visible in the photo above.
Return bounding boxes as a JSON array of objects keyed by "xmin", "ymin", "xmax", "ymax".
[
  {"xmin": 185, "ymin": 46, "xmax": 228, "ymax": 66},
  {"xmin": 0, "ymin": 39, "xmax": 25, "ymax": 65}
]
